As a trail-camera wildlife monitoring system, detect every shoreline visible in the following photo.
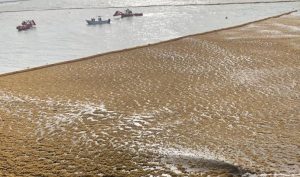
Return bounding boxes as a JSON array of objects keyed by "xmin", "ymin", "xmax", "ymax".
[{"xmin": 0, "ymin": 10, "xmax": 297, "ymax": 78}]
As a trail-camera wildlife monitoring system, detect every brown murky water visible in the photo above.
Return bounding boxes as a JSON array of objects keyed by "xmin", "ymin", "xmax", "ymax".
[{"xmin": 0, "ymin": 14, "xmax": 299, "ymax": 176}]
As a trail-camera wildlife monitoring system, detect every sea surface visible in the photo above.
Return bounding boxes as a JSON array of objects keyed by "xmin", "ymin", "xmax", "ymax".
[{"xmin": 0, "ymin": 0, "xmax": 299, "ymax": 74}]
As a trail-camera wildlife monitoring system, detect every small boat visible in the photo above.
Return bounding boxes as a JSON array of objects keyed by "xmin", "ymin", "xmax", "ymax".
[
  {"xmin": 113, "ymin": 9, "xmax": 143, "ymax": 18},
  {"xmin": 16, "ymin": 20, "xmax": 36, "ymax": 31},
  {"xmin": 86, "ymin": 17, "xmax": 111, "ymax": 25}
]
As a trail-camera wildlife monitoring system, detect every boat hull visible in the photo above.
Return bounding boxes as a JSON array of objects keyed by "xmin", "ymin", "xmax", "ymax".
[
  {"xmin": 16, "ymin": 24, "xmax": 34, "ymax": 31},
  {"xmin": 121, "ymin": 13, "xmax": 143, "ymax": 18},
  {"xmin": 86, "ymin": 19, "xmax": 110, "ymax": 25}
]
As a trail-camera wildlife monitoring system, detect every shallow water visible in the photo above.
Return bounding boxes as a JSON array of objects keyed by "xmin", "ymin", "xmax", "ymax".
[{"xmin": 0, "ymin": 0, "xmax": 299, "ymax": 74}]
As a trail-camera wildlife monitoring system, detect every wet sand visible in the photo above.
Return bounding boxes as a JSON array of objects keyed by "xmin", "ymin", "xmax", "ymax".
[{"xmin": 0, "ymin": 12, "xmax": 299, "ymax": 176}]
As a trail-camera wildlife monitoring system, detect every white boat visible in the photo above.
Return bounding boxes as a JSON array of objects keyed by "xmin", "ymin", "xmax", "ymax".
[{"xmin": 86, "ymin": 17, "xmax": 110, "ymax": 25}]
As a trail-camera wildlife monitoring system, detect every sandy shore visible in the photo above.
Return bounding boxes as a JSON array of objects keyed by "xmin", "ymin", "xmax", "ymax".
[{"xmin": 0, "ymin": 12, "xmax": 299, "ymax": 176}]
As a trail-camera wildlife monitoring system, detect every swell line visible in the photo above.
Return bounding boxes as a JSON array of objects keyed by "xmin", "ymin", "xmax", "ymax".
[{"xmin": 0, "ymin": 0, "xmax": 30, "ymax": 4}]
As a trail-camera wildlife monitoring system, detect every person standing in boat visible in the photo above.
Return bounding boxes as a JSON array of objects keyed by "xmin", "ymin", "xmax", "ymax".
[{"xmin": 126, "ymin": 9, "xmax": 132, "ymax": 14}]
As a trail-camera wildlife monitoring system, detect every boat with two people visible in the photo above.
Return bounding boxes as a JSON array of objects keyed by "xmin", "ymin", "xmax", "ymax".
[
  {"xmin": 16, "ymin": 20, "xmax": 36, "ymax": 31},
  {"xmin": 113, "ymin": 9, "xmax": 143, "ymax": 18},
  {"xmin": 86, "ymin": 16, "xmax": 111, "ymax": 25}
]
